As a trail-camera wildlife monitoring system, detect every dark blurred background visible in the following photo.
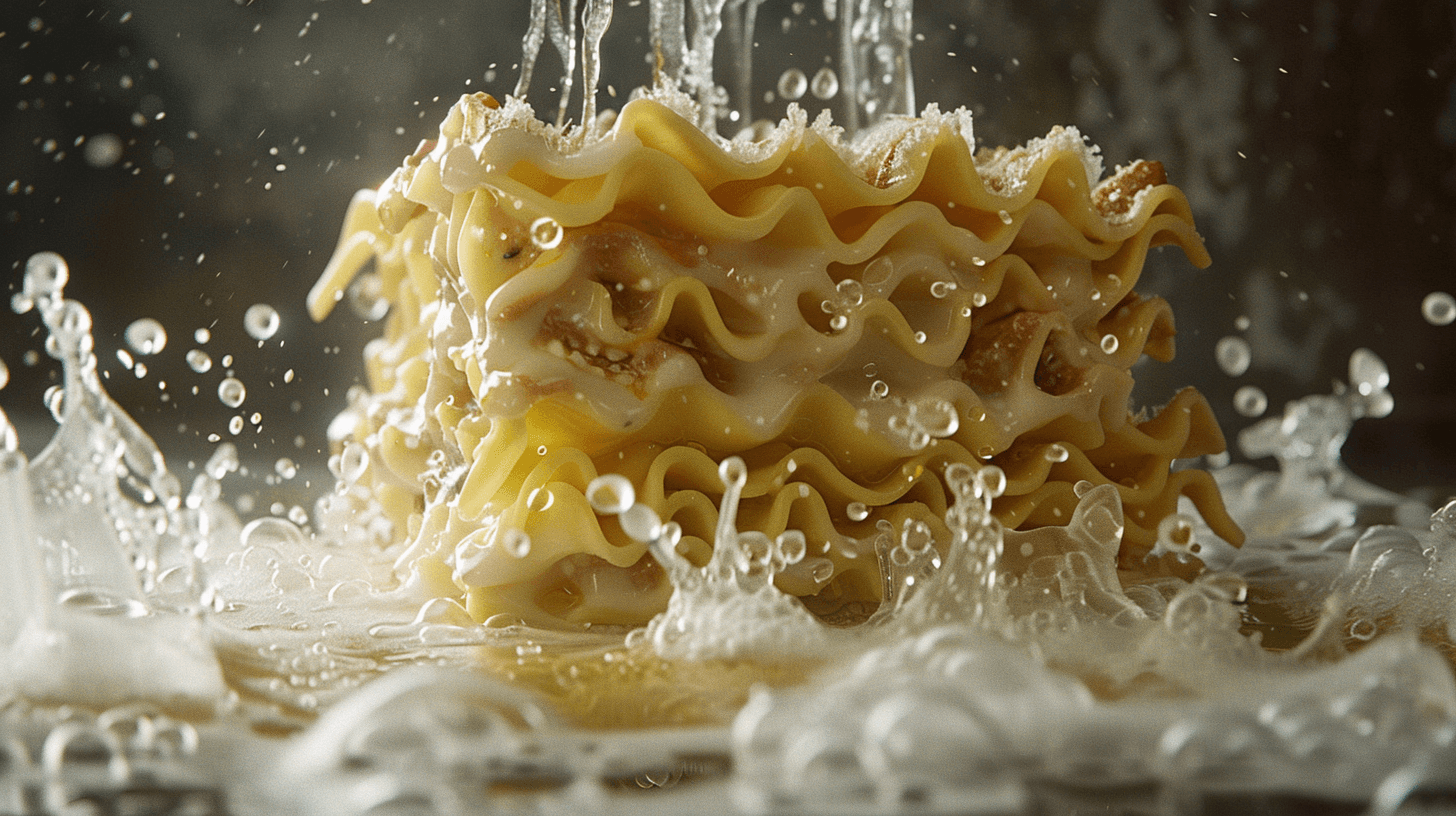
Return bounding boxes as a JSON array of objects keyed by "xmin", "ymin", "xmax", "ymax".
[{"xmin": 1, "ymin": 0, "xmax": 1453, "ymax": 506}]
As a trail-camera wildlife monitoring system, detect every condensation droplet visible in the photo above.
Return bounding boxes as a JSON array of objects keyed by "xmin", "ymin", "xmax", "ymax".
[
  {"xmin": 244, "ymin": 304, "xmax": 281, "ymax": 341},
  {"xmin": 810, "ymin": 66, "xmax": 839, "ymax": 99},
  {"xmin": 1100, "ymin": 334, "xmax": 1119, "ymax": 354},
  {"xmin": 1045, "ymin": 443, "xmax": 1069, "ymax": 463},
  {"xmin": 218, "ymin": 377, "xmax": 247, "ymax": 408},
  {"xmin": 776, "ymin": 67, "xmax": 808, "ymax": 100},
  {"xmin": 530, "ymin": 216, "xmax": 563, "ymax": 250},
  {"xmin": 1422, "ymin": 291, "xmax": 1456, "ymax": 326},
  {"xmin": 124, "ymin": 317, "xmax": 167, "ymax": 355},
  {"xmin": 1234, "ymin": 385, "xmax": 1268, "ymax": 417},
  {"xmin": 186, "ymin": 349, "xmax": 212, "ymax": 373},
  {"xmin": 1215, "ymin": 335, "xmax": 1251, "ymax": 377}
]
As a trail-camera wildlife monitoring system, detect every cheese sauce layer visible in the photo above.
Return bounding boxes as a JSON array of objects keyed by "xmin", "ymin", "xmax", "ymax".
[{"xmin": 310, "ymin": 92, "xmax": 1242, "ymax": 629}]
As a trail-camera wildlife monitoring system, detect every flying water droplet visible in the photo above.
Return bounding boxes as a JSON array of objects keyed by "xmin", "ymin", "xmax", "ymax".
[
  {"xmin": 218, "ymin": 377, "xmax": 246, "ymax": 408},
  {"xmin": 1215, "ymin": 336, "xmax": 1251, "ymax": 377},
  {"xmin": 338, "ymin": 442, "xmax": 369, "ymax": 485},
  {"xmin": 346, "ymin": 271, "xmax": 390, "ymax": 321},
  {"xmin": 810, "ymin": 66, "xmax": 839, "ymax": 99},
  {"xmin": 1422, "ymin": 291, "xmax": 1455, "ymax": 326},
  {"xmin": 244, "ymin": 304, "xmax": 281, "ymax": 341},
  {"xmin": 275, "ymin": 458, "xmax": 298, "ymax": 479},
  {"xmin": 777, "ymin": 67, "xmax": 808, "ymax": 100},
  {"xmin": 24, "ymin": 251, "xmax": 69, "ymax": 302},
  {"xmin": 1348, "ymin": 347, "xmax": 1389, "ymax": 396},
  {"xmin": 228, "ymin": 416, "xmax": 245, "ymax": 435},
  {"xmin": 1234, "ymin": 385, "xmax": 1268, "ymax": 417},
  {"xmin": 186, "ymin": 349, "xmax": 212, "ymax": 373},
  {"xmin": 124, "ymin": 318, "xmax": 167, "ymax": 355}
]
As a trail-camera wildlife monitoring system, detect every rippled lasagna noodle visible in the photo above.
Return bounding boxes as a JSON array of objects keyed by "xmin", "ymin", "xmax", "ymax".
[{"xmin": 310, "ymin": 92, "xmax": 1242, "ymax": 629}]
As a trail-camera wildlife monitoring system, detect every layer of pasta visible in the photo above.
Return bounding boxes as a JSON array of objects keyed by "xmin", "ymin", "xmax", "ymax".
[{"xmin": 310, "ymin": 91, "xmax": 1242, "ymax": 628}]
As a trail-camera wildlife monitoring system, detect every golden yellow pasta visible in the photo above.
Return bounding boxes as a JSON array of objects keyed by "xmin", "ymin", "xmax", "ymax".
[{"xmin": 310, "ymin": 91, "xmax": 1242, "ymax": 629}]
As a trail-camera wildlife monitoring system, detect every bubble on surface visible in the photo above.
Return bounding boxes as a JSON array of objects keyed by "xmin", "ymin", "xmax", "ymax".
[
  {"xmin": 218, "ymin": 377, "xmax": 246, "ymax": 408},
  {"xmin": 776, "ymin": 67, "xmax": 808, "ymax": 100},
  {"xmin": 1234, "ymin": 385, "xmax": 1268, "ymax": 417},
  {"xmin": 1422, "ymin": 291, "xmax": 1455, "ymax": 325},
  {"xmin": 243, "ymin": 304, "xmax": 281, "ymax": 341},
  {"xmin": 847, "ymin": 501, "xmax": 870, "ymax": 522},
  {"xmin": 124, "ymin": 318, "xmax": 167, "ymax": 355},
  {"xmin": 529, "ymin": 216, "xmax": 564, "ymax": 250},
  {"xmin": 1100, "ymin": 333, "xmax": 1119, "ymax": 354},
  {"xmin": 1215, "ymin": 335, "xmax": 1252, "ymax": 376}
]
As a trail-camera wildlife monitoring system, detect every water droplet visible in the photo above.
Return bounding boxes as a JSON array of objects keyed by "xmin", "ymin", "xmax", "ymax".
[
  {"xmin": 526, "ymin": 486, "xmax": 554, "ymax": 512},
  {"xmin": 503, "ymin": 529, "xmax": 532, "ymax": 558},
  {"xmin": 124, "ymin": 317, "xmax": 167, "ymax": 355},
  {"xmin": 186, "ymin": 349, "xmax": 213, "ymax": 373},
  {"xmin": 847, "ymin": 501, "xmax": 869, "ymax": 522},
  {"xmin": 1348, "ymin": 347, "xmax": 1389, "ymax": 396},
  {"xmin": 530, "ymin": 216, "xmax": 563, "ymax": 250},
  {"xmin": 929, "ymin": 280, "xmax": 956, "ymax": 299},
  {"xmin": 619, "ymin": 502, "xmax": 662, "ymax": 542},
  {"xmin": 808, "ymin": 559, "xmax": 834, "ymax": 583},
  {"xmin": 829, "ymin": 314, "xmax": 848, "ymax": 332},
  {"xmin": 275, "ymin": 457, "xmax": 298, "ymax": 479},
  {"xmin": 777, "ymin": 67, "xmax": 808, "ymax": 100},
  {"xmin": 218, "ymin": 377, "xmax": 247, "ymax": 408},
  {"xmin": 1045, "ymin": 443, "xmax": 1070, "ymax": 463},
  {"xmin": 1157, "ymin": 514, "xmax": 1197, "ymax": 555},
  {"xmin": 194, "ymin": 327, "xmax": 211, "ymax": 344},
  {"xmin": 205, "ymin": 443, "xmax": 239, "ymax": 479},
  {"xmin": 586, "ymin": 474, "xmax": 635, "ymax": 515},
  {"xmin": 810, "ymin": 66, "xmax": 839, "ymax": 99},
  {"xmin": 228, "ymin": 415, "xmax": 245, "ymax": 435},
  {"xmin": 870, "ymin": 380, "xmax": 890, "ymax": 399},
  {"xmin": 1100, "ymin": 334, "xmax": 1119, "ymax": 354},
  {"xmin": 244, "ymin": 304, "xmax": 280, "ymax": 341},
  {"xmin": 1349, "ymin": 618, "xmax": 1377, "ymax": 641},
  {"xmin": 44, "ymin": 384, "xmax": 65, "ymax": 421},
  {"xmin": 83, "ymin": 133, "xmax": 124, "ymax": 168},
  {"xmin": 835, "ymin": 278, "xmax": 864, "ymax": 307},
  {"xmin": 998, "ymin": 209, "xmax": 1013, "ymax": 225},
  {"xmin": 0, "ymin": 358, "xmax": 8, "ymax": 390},
  {"xmin": 1234, "ymin": 385, "xmax": 1268, "ymax": 417},
  {"xmin": 913, "ymin": 331, "xmax": 927, "ymax": 344},
  {"xmin": 1422, "ymin": 291, "xmax": 1456, "ymax": 325},
  {"xmin": 1215, "ymin": 335, "xmax": 1251, "ymax": 377},
  {"xmin": 346, "ymin": 271, "xmax": 389, "ymax": 321},
  {"xmin": 24, "ymin": 251, "xmax": 68, "ymax": 301},
  {"xmin": 971, "ymin": 292, "xmax": 988, "ymax": 308},
  {"xmin": 339, "ymin": 441, "xmax": 369, "ymax": 485}
]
